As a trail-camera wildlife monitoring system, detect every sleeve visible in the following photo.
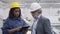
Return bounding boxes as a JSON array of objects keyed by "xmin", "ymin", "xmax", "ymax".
[
  {"xmin": 2, "ymin": 20, "xmax": 12, "ymax": 34},
  {"xmin": 22, "ymin": 19, "xmax": 29, "ymax": 27},
  {"xmin": 21, "ymin": 19, "xmax": 29, "ymax": 34},
  {"xmin": 44, "ymin": 19, "xmax": 52, "ymax": 34}
]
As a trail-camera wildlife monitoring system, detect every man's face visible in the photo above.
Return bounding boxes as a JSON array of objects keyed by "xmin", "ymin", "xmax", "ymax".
[{"xmin": 31, "ymin": 9, "xmax": 41, "ymax": 18}]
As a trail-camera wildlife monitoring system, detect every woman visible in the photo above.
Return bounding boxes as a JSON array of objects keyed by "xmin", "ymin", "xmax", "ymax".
[{"xmin": 2, "ymin": 2, "xmax": 29, "ymax": 34}]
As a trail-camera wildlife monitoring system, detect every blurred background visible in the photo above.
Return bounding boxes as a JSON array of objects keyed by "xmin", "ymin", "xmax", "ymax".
[{"xmin": 0, "ymin": 0, "xmax": 60, "ymax": 34}]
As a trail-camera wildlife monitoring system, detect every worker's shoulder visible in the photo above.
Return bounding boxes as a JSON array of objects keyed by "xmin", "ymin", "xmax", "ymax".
[
  {"xmin": 40, "ymin": 16, "xmax": 50, "ymax": 24},
  {"xmin": 4, "ymin": 18, "xmax": 11, "ymax": 23},
  {"xmin": 41, "ymin": 16, "xmax": 50, "ymax": 21},
  {"xmin": 5, "ymin": 18, "xmax": 11, "ymax": 21},
  {"xmin": 3, "ymin": 18, "xmax": 11, "ymax": 25}
]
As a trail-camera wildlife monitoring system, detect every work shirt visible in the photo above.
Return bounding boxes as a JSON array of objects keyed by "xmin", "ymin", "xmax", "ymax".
[{"xmin": 2, "ymin": 18, "xmax": 28, "ymax": 34}]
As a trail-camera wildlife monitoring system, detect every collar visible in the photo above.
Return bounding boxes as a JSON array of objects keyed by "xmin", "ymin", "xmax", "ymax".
[
  {"xmin": 34, "ymin": 14, "xmax": 41, "ymax": 20},
  {"xmin": 38, "ymin": 14, "xmax": 41, "ymax": 19},
  {"xmin": 12, "ymin": 17, "xmax": 21, "ymax": 21}
]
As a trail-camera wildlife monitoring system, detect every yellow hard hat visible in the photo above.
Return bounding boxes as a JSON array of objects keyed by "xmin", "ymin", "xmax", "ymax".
[{"xmin": 10, "ymin": 2, "xmax": 21, "ymax": 8}]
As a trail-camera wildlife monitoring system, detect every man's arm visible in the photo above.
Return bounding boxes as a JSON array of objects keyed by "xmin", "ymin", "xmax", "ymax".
[{"xmin": 44, "ymin": 19, "xmax": 52, "ymax": 34}]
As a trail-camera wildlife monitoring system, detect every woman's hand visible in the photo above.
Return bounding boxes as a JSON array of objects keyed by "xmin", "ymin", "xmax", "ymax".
[
  {"xmin": 22, "ymin": 28, "xmax": 28, "ymax": 34},
  {"xmin": 16, "ymin": 26, "xmax": 22, "ymax": 31}
]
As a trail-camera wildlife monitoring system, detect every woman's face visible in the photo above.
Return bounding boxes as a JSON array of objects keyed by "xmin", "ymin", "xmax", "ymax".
[{"xmin": 14, "ymin": 8, "xmax": 20, "ymax": 18}]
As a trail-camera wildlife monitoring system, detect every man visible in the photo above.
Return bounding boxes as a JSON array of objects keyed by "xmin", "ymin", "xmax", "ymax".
[{"xmin": 30, "ymin": 3, "xmax": 52, "ymax": 34}]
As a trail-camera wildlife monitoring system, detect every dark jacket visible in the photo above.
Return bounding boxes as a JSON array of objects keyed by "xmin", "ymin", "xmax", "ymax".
[{"xmin": 36, "ymin": 16, "xmax": 52, "ymax": 34}]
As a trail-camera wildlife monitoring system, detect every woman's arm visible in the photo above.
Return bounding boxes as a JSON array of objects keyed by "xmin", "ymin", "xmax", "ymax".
[{"xmin": 8, "ymin": 26, "xmax": 22, "ymax": 34}]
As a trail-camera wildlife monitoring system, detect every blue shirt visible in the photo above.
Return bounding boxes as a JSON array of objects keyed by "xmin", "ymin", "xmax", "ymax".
[{"xmin": 2, "ymin": 18, "xmax": 28, "ymax": 34}]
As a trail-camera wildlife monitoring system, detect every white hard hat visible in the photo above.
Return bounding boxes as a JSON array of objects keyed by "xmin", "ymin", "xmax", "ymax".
[{"xmin": 30, "ymin": 3, "xmax": 41, "ymax": 12}]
